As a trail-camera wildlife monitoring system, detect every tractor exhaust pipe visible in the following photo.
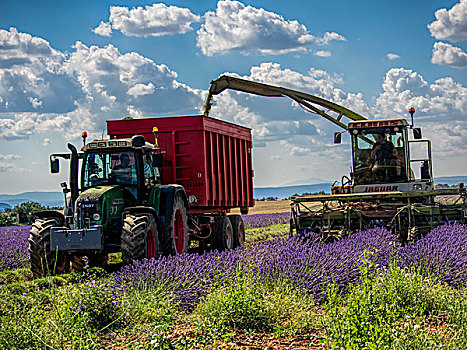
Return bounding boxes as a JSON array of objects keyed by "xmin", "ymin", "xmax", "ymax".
[{"xmin": 67, "ymin": 143, "xmax": 79, "ymax": 211}]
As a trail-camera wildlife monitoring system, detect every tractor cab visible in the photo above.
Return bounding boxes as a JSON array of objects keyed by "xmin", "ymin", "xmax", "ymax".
[{"xmin": 81, "ymin": 137, "xmax": 161, "ymax": 204}]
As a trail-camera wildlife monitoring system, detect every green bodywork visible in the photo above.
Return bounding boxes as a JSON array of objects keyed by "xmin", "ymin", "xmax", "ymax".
[
  {"xmin": 76, "ymin": 186, "xmax": 126, "ymax": 229},
  {"xmin": 291, "ymin": 188, "xmax": 466, "ymax": 241}
]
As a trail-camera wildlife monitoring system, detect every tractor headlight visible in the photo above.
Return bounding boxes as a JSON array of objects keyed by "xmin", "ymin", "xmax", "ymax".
[{"xmin": 92, "ymin": 213, "xmax": 101, "ymax": 221}]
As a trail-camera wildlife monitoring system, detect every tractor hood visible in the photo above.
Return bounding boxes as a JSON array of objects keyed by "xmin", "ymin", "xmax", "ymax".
[
  {"xmin": 76, "ymin": 186, "xmax": 126, "ymax": 228},
  {"xmin": 78, "ymin": 185, "xmax": 126, "ymax": 208}
]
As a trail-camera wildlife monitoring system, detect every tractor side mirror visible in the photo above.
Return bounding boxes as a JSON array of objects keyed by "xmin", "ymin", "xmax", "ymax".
[
  {"xmin": 152, "ymin": 153, "xmax": 163, "ymax": 168},
  {"xmin": 50, "ymin": 157, "xmax": 59, "ymax": 173},
  {"xmin": 334, "ymin": 132, "xmax": 342, "ymax": 144},
  {"xmin": 413, "ymin": 128, "xmax": 422, "ymax": 139}
]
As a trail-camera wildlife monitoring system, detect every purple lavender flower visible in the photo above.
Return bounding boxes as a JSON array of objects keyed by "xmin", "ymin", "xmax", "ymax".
[{"xmin": 0, "ymin": 225, "xmax": 30, "ymax": 271}]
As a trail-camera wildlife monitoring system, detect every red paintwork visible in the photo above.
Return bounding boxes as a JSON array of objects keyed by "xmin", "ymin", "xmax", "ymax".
[{"xmin": 107, "ymin": 115, "xmax": 254, "ymax": 213}]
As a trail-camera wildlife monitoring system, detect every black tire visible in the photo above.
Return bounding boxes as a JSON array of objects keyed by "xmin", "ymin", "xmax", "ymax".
[
  {"xmin": 228, "ymin": 214, "xmax": 245, "ymax": 248},
  {"xmin": 211, "ymin": 216, "xmax": 234, "ymax": 251},
  {"xmin": 71, "ymin": 255, "xmax": 85, "ymax": 272},
  {"xmin": 121, "ymin": 214, "xmax": 159, "ymax": 264},
  {"xmin": 28, "ymin": 218, "xmax": 70, "ymax": 278},
  {"xmin": 160, "ymin": 193, "xmax": 188, "ymax": 255}
]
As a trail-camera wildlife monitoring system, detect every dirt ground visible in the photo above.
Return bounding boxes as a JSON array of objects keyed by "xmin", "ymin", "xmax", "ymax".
[{"xmin": 230, "ymin": 199, "xmax": 291, "ymax": 215}]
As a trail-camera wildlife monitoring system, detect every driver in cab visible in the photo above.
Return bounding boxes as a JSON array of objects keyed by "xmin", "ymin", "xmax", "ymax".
[
  {"xmin": 368, "ymin": 133, "xmax": 402, "ymax": 182},
  {"xmin": 111, "ymin": 153, "xmax": 135, "ymax": 185}
]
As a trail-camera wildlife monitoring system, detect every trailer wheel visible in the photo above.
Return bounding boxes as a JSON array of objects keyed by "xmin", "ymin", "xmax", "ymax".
[
  {"xmin": 228, "ymin": 215, "xmax": 245, "ymax": 248},
  {"xmin": 28, "ymin": 218, "xmax": 70, "ymax": 278},
  {"xmin": 161, "ymin": 193, "xmax": 188, "ymax": 255},
  {"xmin": 121, "ymin": 214, "xmax": 159, "ymax": 264},
  {"xmin": 212, "ymin": 216, "xmax": 234, "ymax": 251}
]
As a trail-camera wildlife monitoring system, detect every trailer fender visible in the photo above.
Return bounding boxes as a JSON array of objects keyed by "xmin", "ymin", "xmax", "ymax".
[{"xmin": 158, "ymin": 185, "xmax": 187, "ymax": 229}]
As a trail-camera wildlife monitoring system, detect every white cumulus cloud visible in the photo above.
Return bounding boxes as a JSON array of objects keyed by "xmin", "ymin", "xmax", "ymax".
[
  {"xmin": 0, "ymin": 153, "xmax": 21, "ymax": 160},
  {"xmin": 42, "ymin": 138, "xmax": 51, "ymax": 146},
  {"xmin": 431, "ymin": 41, "xmax": 467, "ymax": 68},
  {"xmin": 101, "ymin": 3, "xmax": 200, "ymax": 37},
  {"xmin": 428, "ymin": 0, "xmax": 467, "ymax": 42},
  {"xmin": 0, "ymin": 28, "xmax": 84, "ymax": 114},
  {"xmin": 0, "ymin": 29, "xmax": 203, "ymax": 141},
  {"xmin": 387, "ymin": 53, "xmax": 400, "ymax": 60},
  {"xmin": 196, "ymin": 0, "xmax": 346, "ymax": 56},
  {"xmin": 376, "ymin": 67, "xmax": 467, "ymax": 119},
  {"xmin": 92, "ymin": 21, "xmax": 112, "ymax": 37},
  {"xmin": 127, "ymin": 83, "xmax": 155, "ymax": 97},
  {"xmin": 314, "ymin": 50, "xmax": 331, "ymax": 57}
]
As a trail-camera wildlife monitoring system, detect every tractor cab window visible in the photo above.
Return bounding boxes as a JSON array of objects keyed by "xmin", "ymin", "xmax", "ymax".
[
  {"xmin": 352, "ymin": 129, "xmax": 407, "ymax": 185},
  {"xmin": 143, "ymin": 152, "xmax": 161, "ymax": 187},
  {"xmin": 83, "ymin": 151, "xmax": 137, "ymax": 188}
]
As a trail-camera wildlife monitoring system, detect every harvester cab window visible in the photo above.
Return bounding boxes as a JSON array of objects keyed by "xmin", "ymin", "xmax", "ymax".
[{"xmin": 352, "ymin": 130, "xmax": 407, "ymax": 185}]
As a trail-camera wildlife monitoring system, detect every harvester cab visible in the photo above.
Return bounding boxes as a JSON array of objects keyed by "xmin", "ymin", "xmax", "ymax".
[{"xmin": 332, "ymin": 116, "xmax": 433, "ymax": 194}]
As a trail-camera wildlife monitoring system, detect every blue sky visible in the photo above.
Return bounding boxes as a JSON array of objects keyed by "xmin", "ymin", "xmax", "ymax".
[{"xmin": 0, "ymin": 0, "xmax": 466, "ymax": 194}]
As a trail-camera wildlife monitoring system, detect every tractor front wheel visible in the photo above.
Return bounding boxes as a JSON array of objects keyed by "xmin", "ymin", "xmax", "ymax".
[
  {"xmin": 28, "ymin": 218, "xmax": 70, "ymax": 278},
  {"xmin": 161, "ymin": 193, "xmax": 188, "ymax": 255},
  {"xmin": 121, "ymin": 214, "xmax": 159, "ymax": 264}
]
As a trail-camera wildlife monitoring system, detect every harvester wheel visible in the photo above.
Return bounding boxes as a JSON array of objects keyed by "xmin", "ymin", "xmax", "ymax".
[
  {"xmin": 228, "ymin": 214, "xmax": 245, "ymax": 248},
  {"xmin": 28, "ymin": 218, "xmax": 70, "ymax": 278},
  {"xmin": 161, "ymin": 193, "xmax": 188, "ymax": 255},
  {"xmin": 121, "ymin": 214, "xmax": 159, "ymax": 264},
  {"xmin": 211, "ymin": 216, "xmax": 234, "ymax": 251}
]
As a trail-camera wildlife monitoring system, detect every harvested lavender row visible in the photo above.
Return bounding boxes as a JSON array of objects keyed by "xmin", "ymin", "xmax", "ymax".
[
  {"xmin": 0, "ymin": 225, "xmax": 30, "ymax": 271},
  {"xmin": 241, "ymin": 212, "xmax": 289, "ymax": 228}
]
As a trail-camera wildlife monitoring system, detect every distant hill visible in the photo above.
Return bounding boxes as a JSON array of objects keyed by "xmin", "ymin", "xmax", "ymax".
[
  {"xmin": 0, "ymin": 175, "xmax": 465, "ymax": 206},
  {"xmin": 254, "ymin": 183, "xmax": 332, "ymax": 199},
  {"xmin": 434, "ymin": 176, "xmax": 467, "ymax": 186},
  {"xmin": 254, "ymin": 175, "xmax": 467, "ymax": 199},
  {"xmin": 0, "ymin": 202, "xmax": 12, "ymax": 212},
  {"xmin": 0, "ymin": 192, "xmax": 63, "ymax": 208}
]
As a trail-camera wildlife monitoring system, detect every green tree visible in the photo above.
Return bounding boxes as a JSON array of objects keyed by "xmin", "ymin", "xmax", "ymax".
[
  {"xmin": 11, "ymin": 202, "xmax": 47, "ymax": 225},
  {"xmin": 0, "ymin": 213, "xmax": 17, "ymax": 227}
]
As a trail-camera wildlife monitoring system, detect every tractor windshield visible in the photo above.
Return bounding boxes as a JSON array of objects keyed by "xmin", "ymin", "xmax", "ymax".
[
  {"xmin": 83, "ymin": 151, "xmax": 138, "ymax": 188},
  {"xmin": 352, "ymin": 130, "xmax": 408, "ymax": 185}
]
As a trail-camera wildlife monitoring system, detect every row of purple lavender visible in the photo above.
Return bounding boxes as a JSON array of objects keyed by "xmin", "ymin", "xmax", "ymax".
[{"xmin": 1, "ymin": 219, "xmax": 466, "ymax": 312}]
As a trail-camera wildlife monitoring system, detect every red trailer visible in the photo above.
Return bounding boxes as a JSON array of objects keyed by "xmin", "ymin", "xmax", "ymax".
[{"xmin": 107, "ymin": 115, "xmax": 254, "ymax": 215}]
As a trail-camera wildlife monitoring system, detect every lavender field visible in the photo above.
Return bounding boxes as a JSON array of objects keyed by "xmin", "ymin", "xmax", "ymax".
[{"xmin": 1, "ymin": 213, "xmax": 467, "ymax": 349}]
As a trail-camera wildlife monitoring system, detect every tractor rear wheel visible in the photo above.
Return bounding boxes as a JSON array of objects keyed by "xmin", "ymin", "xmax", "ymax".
[
  {"xmin": 28, "ymin": 218, "xmax": 70, "ymax": 278},
  {"xmin": 121, "ymin": 214, "xmax": 159, "ymax": 264},
  {"xmin": 228, "ymin": 214, "xmax": 245, "ymax": 248},
  {"xmin": 211, "ymin": 216, "xmax": 234, "ymax": 251},
  {"xmin": 161, "ymin": 193, "xmax": 188, "ymax": 255}
]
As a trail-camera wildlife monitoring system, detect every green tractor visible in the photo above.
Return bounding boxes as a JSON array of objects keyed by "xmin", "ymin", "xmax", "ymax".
[{"xmin": 29, "ymin": 134, "xmax": 188, "ymax": 277}]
